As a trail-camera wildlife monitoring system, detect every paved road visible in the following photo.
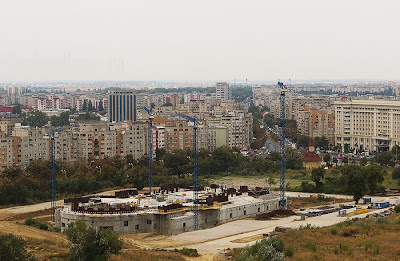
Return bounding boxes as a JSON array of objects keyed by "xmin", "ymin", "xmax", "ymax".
[
  {"xmin": 0, "ymin": 187, "xmax": 136, "ymax": 218},
  {"xmin": 172, "ymin": 206, "xmax": 387, "ymax": 254}
]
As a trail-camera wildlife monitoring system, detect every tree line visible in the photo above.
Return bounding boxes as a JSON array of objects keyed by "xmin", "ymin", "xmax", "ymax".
[{"xmin": 0, "ymin": 146, "xmax": 304, "ymax": 206}]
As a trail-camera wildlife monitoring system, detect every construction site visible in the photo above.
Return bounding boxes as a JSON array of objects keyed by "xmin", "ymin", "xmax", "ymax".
[{"xmin": 55, "ymin": 185, "xmax": 279, "ymax": 234}]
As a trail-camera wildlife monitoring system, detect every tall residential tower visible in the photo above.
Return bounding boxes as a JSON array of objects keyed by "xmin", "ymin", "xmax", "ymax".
[{"xmin": 215, "ymin": 82, "xmax": 232, "ymax": 100}]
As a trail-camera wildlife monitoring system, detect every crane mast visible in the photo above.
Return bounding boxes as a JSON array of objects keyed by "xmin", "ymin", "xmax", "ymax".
[
  {"xmin": 176, "ymin": 112, "xmax": 199, "ymax": 230},
  {"xmin": 278, "ymin": 82, "xmax": 287, "ymax": 209},
  {"xmin": 143, "ymin": 106, "xmax": 153, "ymax": 194}
]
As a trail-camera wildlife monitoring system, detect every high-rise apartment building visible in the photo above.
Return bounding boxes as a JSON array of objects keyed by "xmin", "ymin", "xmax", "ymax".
[
  {"xmin": 335, "ymin": 100, "xmax": 400, "ymax": 152},
  {"xmin": 108, "ymin": 91, "xmax": 136, "ymax": 123},
  {"xmin": 215, "ymin": 82, "xmax": 232, "ymax": 100}
]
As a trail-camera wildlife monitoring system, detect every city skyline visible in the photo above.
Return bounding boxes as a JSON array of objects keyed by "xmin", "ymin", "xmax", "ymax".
[{"xmin": 1, "ymin": 0, "xmax": 399, "ymax": 82}]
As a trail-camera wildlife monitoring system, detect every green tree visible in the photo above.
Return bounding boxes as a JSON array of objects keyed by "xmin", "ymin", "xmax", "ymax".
[
  {"xmin": 163, "ymin": 150, "xmax": 191, "ymax": 176},
  {"xmin": 360, "ymin": 157, "xmax": 368, "ymax": 166},
  {"xmin": 363, "ymin": 164, "xmax": 385, "ymax": 194},
  {"xmin": 376, "ymin": 151, "xmax": 394, "ymax": 166},
  {"xmin": 314, "ymin": 136, "xmax": 329, "ymax": 150},
  {"xmin": 323, "ymin": 154, "xmax": 331, "ymax": 163},
  {"xmin": 267, "ymin": 176, "xmax": 277, "ymax": 189},
  {"xmin": 82, "ymin": 100, "xmax": 87, "ymax": 111},
  {"xmin": 21, "ymin": 111, "xmax": 48, "ymax": 127},
  {"xmin": 311, "ymin": 167, "xmax": 325, "ymax": 191},
  {"xmin": 98, "ymin": 100, "xmax": 104, "ymax": 111},
  {"xmin": 50, "ymin": 111, "xmax": 70, "ymax": 127},
  {"xmin": 339, "ymin": 165, "xmax": 366, "ymax": 203},
  {"xmin": 297, "ymin": 135, "xmax": 310, "ymax": 148},
  {"xmin": 391, "ymin": 145, "xmax": 400, "ymax": 160},
  {"xmin": 76, "ymin": 112, "xmax": 100, "ymax": 121},
  {"xmin": 88, "ymin": 100, "xmax": 93, "ymax": 111},
  {"xmin": 155, "ymin": 148, "xmax": 166, "ymax": 161},
  {"xmin": 392, "ymin": 167, "xmax": 400, "ymax": 180},
  {"xmin": 12, "ymin": 105, "xmax": 22, "ymax": 114},
  {"xmin": 0, "ymin": 233, "xmax": 36, "ymax": 261},
  {"xmin": 65, "ymin": 221, "xmax": 122, "ymax": 261}
]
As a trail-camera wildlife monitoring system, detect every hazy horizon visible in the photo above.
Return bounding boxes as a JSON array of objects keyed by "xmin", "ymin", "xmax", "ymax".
[{"xmin": 1, "ymin": 0, "xmax": 399, "ymax": 82}]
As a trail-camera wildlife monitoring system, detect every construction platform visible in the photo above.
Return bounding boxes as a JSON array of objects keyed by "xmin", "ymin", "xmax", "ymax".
[{"xmin": 55, "ymin": 186, "xmax": 280, "ymax": 234}]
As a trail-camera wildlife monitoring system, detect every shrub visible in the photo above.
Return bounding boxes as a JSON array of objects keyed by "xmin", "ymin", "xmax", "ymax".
[
  {"xmin": 303, "ymin": 241, "xmax": 317, "ymax": 252},
  {"xmin": 373, "ymin": 245, "xmax": 380, "ymax": 255},
  {"xmin": 365, "ymin": 241, "xmax": 373, "ymax": 252},
  {"xmin": 24, "ymin": 218, "xmax": 49, "ymax": 231},
  {"xmin": 297, "ymin": 223, "xmax": 319, "ymax": 230},
  {"xmin": 65, "ymin": 221, "xmax": 123, "ymax": 261},
  {"xmin": 0, "ymin": 234, "xmax": 36, "ymax": 261},
  {"xmin": 24, "ymin": 218, "xmax": 35, "ymax": 226},
  {"xmin": 174, "ymin": 248, "xmax": 199, "ymax": 257},
  {"xmin": 330, "ymin": 227, "xmax": 338, "ymax": 235},
  {"xmin": 258, "ymin": 245, "xmax": 285, "ymax": 261},
  {"xmin": 333, "ymin": 248, "xmax": 339, "ymax": 255},
  {"xmin": 339, "ymin": 243, "xmax": 349, "ymax": 251},
  {"xmin": 284, "ymin": 246, "xmax": 294, "ymax": 257},
  {"xmin": 394, "ymin": 205, "xmax": 400, "ymax": 213}
]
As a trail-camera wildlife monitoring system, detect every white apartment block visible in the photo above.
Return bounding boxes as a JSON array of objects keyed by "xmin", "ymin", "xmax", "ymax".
[{"xmin": 335, "ymin": 100, "xmax": 400, "ymax": 152}]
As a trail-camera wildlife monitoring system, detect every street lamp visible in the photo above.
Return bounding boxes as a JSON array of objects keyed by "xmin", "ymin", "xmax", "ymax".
[{"xmin": 96, "ymin": 166, "xmax": 102, "ymax": 176}]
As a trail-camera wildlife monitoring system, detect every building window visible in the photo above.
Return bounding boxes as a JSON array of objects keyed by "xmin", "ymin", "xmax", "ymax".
[
  {"xmin": 258, "ymin": 207, "xmax": 260, "ymax": 212},
  {"xmin": 230, "ymin": 213, "xmax": 233, "ymax": 218},
  {"xmin": 147, "ymin": 220, "xmax": 152, "ymax": 225},
  {"xmin": 124, "ymin": 221, "xmax": 129, "ymax": 227},
  {"xmin": 244, "ymin": 210, "xmax": 247, "ymax": 215},
  {"xmin": 135, "ymin": 224, "xmax": 139, "ymax": 230}
]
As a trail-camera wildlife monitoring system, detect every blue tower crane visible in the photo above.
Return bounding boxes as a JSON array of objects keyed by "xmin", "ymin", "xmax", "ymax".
[
  {"xmin": 143, "ymin": 106, "xmax": 154, "ymax": 194},
  {"xmin": 176, "ymin": 112, "xmax": 199, "ymax": 230},
  {"xmin": 46, "ymin": 127, "xmax": 69, "ymax": 222},
  {"xmin": 277, "ymin": 81, "xmax": 287, "ymax": 209}
]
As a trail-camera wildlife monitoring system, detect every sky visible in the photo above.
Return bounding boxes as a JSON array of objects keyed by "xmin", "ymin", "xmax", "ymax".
[{"xmin": 0, "ymin": 0, "xmax": 399, "ymax": 82}]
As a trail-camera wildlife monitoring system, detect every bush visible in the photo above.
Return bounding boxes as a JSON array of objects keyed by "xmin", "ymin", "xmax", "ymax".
[
  {"xmin": 373, "ymin": 245, "xmax": 380, "ymax": 255},
  {"xmin": 0, "ymin": 234, "xmax": 36, "ymax": 261},
  {"xmin": 303, "ymin": 241, "xmax": 317, "ymax": 252},
  {"xmin": 330, "ymin": 227, "xmax": 338, "ymax": 235},
  {"xmin": 339, "ymin": 243, "xmax": 349, "ymax": 251},
  {"xmin": 333, "ymin": 248, "xmax": 339, "ymax": 255},
  {"xmin": 394, "ymin": 205, "xmax": 400, "ymax": 213},
  {"xmin": 235, "ymin": 236, "xmax": 285, "ymax": 261},
  {"xmin": 174, "ymin": 248, "xmax": 199, "ymax": 257},
  {"xmin": 65, "ymin": 221, "xmax": 123, "ymax": 261},
  {"xmin": 24, "ymin": 218, "xmax": 49, "ymax": 231},
  {"xmin": 284, "ymin": 246, "xmax": 294, "ymax": 257},
  {"xmin": 24, "ymin": 218, "xmax": 35, "ymax": 226}
]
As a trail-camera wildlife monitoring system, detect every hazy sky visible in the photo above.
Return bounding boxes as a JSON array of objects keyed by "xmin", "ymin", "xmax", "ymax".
[{"xmin": 0, "ymin": 0, "xmax": 399, "ymax": 82}]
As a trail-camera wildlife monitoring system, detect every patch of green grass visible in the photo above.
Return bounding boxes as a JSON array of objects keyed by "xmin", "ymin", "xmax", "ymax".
[
  {"xmin": 304, "ymin": 241, "xmax": 317, "ymax": 252},
  {"xmin": 284, "ymin": 246, "xmax": 294, "ymax": 257},
  {"xmin": 330, "ymin": 227, "xmax": 338, "ymax": 235}
]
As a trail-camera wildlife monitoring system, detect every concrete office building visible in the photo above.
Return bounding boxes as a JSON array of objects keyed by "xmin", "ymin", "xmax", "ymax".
[
  {"xmin": 335, "ymin": 100, "xmax": 400, "ymax": 152},
  {"xmin": 108, "ymin": 91, "xmax": 137, "ymax": 123}
]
